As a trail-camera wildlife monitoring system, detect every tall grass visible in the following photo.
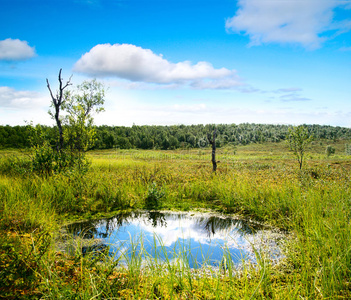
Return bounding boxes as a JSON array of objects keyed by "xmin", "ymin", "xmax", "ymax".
[{"xmin": 0, "ymin": 144, "xmax": 351, "ymax": 298}]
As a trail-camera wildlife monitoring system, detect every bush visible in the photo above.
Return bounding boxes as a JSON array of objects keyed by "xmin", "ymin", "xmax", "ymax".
[
  {"xmin": 145, "ymin": 182, "xmax": 165, "ymax": 210},
  {"xmin": 31, "ymin": 142, "xmax": 57, "ymax": 175},
  {"xmin": 325, "ymin": 145, "xmax": 335, "ymax": 157}
]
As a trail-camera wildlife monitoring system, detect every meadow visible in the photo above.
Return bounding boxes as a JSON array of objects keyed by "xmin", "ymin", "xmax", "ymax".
[{"xmin": 1, "ymin": 140, "xmax": 351, "ymax": 299}]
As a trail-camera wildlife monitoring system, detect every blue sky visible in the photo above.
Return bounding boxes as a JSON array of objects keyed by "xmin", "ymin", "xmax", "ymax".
[{"xmin": 1, "ymin": 0, "xmax": 351, "ymax": 127}]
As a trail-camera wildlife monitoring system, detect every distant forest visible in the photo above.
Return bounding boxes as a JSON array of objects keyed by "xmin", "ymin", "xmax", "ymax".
[{"xmin": 1, "ymin": 123, "xmax": 351, "ymax": 150}]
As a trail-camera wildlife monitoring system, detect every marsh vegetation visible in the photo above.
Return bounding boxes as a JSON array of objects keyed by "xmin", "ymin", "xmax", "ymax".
[{"xmin": 1, "ymin": 139, "xmax": 351, "ymax": 299}]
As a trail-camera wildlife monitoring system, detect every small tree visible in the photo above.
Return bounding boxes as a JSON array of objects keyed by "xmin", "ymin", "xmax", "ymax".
[
  {"xmin": 37, "ymin": 70, "xmax": 105, "ymax": 174},
  {"xmin": 62, "ymin": 80, "xmax": 105, "ymax": 155},
  {"xmin": 286, "ymin": 125, "xmax": 313, "ymax": 169}
]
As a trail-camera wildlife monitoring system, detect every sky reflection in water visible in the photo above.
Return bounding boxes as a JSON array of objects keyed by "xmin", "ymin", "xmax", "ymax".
[{"xmin": 66, "ymin": 211, "xmax": 278, "ymax": 269}]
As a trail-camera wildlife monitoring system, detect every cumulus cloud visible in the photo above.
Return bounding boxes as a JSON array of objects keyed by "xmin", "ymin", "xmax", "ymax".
[
  {"xmin": 226, "ymin": 0, "xmax": 351, "ymax": 49},
  {"xmin": 107, "ymin": 79, "xmax": 181, "ymax": 90},
  {"xmin": 0, "ymin": 86, "xmax": 46, "ymax": 109},
  {"xmin": 74, "ymin": 43, "xmax": 242, "ymax": 89},
  {"xmin": 0, "ymin": 38, "xmax": 36, "ymax": 61}
]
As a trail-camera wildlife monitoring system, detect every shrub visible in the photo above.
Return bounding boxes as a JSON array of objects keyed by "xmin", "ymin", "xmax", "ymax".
[
  {"xmin": 145, "ymin": 182, "xmax": 165, "ymax": 210},
  {"xmin": 325, "ymin": 145, "xmax": 335, "ymax": 157}
]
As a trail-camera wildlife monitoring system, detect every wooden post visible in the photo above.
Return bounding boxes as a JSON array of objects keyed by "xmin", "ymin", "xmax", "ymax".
[{"xmin": 207, "ymin": 128, "xmax": 217, "ymax": 172}]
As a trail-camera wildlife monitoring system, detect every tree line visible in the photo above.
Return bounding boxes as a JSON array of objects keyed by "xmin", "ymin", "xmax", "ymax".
[{"xmin": 1, "ymin": 123, "xmax": 351, "ymax": 150}]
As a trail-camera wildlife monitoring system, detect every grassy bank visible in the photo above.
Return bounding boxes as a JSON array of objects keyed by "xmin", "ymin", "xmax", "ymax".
[{"xmin": 1, "ymin": 142, "xmax": 351, "ymax": 299}]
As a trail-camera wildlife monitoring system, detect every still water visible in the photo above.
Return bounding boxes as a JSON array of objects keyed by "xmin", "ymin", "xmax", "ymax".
[{"xmin": 65, "ymin": 211, "xmax": 284, "ymax": 269}]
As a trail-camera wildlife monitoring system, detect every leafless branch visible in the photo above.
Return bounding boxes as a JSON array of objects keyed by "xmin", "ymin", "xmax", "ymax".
[
  {"xmin": 46, "ymin": 69, "xmax": 73, "ymax": 152},
  {"xmin": 46, "ymin": 78, "xmax": 56, "ymax": 105}
]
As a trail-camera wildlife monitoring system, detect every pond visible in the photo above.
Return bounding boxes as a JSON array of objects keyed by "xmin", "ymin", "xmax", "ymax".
[{"xmin": 63, "ymin": 211, "xmax": 285, "ymax": 269}]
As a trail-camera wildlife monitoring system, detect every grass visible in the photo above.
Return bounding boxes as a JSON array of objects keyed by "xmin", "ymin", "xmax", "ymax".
[{"xmin": 0, "ymin": 140, "xmax": 351, "ymax": 298}]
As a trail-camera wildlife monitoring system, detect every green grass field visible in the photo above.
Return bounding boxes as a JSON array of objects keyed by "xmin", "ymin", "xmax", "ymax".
[{"xmin": 1, "ymin": 141, "xmax": 351, "ymax": 299}]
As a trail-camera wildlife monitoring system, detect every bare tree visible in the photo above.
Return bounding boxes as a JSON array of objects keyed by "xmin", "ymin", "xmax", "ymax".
[
  {"xmin": 207, "ymin": 127, "xmax": 217, "ymax": 172},
  {"xmin": 46, "ymin": 69, "xmax": 72, "ymax": 152}
]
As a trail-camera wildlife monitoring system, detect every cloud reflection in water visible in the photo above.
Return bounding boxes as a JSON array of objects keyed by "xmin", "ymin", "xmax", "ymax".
[{"xmin": 65, "ymin": 211, "xmax": 282, "ymax": 269}]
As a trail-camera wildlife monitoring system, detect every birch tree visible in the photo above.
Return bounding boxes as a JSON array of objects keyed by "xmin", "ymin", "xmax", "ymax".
[{"xmin": 287, "ymin": 125, "xmax": 313, "ymax": 170}]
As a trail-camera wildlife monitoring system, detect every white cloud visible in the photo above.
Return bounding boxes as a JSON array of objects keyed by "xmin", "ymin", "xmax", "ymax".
[
  {"xmin": 0, "ymin": 86, "xmax": 46, "ymax": 109},
  {"xmin": 271, "ymin": 87, "xmax": 311, "ymax": 102},
  {"xmin": 171, "ymin": 103, "xmax": 208, "ymax": 113},
  {"xmin": 74, "ymin": 43, "xmax": 242, "ymax": 89},
  {"xmin": 275, "ymin": 87, "xmax": 303, "ymax": 93},
  {"xmin": 191, "ymin": 78, "xmax": 242, "ymax": 89},
  {"xmin": 279, "ymin": 94, "xmax": 311, "ymax": 102},
  {"xmin": 107, "ymin": 79, "xmax": 181, "ymax": 90},
  {"xmin": 0, "ymin": 38, "xmax": 36, "ymax": 61},
  {"xmin": 0, "ymin": 87, "xmax": 52, "ymax": 125},
  {"xmin": 226, "ymin": 0, "xmax": 351, "ymax": 49}
]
